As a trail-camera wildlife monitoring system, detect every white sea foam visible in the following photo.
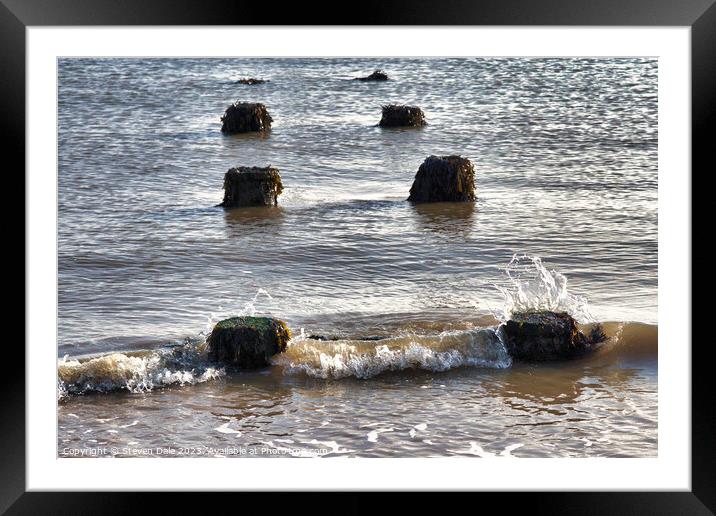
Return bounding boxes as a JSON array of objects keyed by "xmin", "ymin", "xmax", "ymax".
[
  {"xmin": 275, "ymin": 328, "xmax": 511, "ymax": 379},
  {"xmin": 465, "ymin": 442, "xmax": 495, "ymax": 457},
  {"xmin": 367, "ymin": 428, "xmax": 394, "ymax": 442},
  {"xmin": 215, "ymin": 422, "xmax": 242, "ymax": 435},
  {"xmin": 452, "ymin": 442, "xmax": 525, "ymax": 457},
  {"xmin": 57, "ymin": 379, "xmax": 68, "ymax": 401},
  {"xmin": 57, "ymin": 344, "xmax": 224, "ymax": 398},
  {"xmin": 499, "ymin": 443, "xmax": 525, "ymax": 457},
  {"xmin": 409, "ymin": 423, "xmax": 428, "ymax": 438},
  {"xmin": 306, "ymin": 439, "xmax": 353, "ymax": 455}
]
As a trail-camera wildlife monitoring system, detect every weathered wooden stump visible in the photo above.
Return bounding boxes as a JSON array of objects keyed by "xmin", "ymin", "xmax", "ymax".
[
  {"xmin": 379, "ymin": 104, "xmax": 426, "ymax": 127},
  {"xmin": 220, "ymin": 101, "xmax": 272, "ymax": 133},
  {"xmin": 219, "ymin": 166, "xmax": 284, "ymax": 208},
  {"xmin": 502, "ymin": 311, "xmax": 605, "ymax": 361},
  {"xmin": 207, "ymin": 316, "xmax": 291, "ymax": 368},
  {"xmin": 407, "ymin": 155, "xmax": 476, "ymax": 203}
]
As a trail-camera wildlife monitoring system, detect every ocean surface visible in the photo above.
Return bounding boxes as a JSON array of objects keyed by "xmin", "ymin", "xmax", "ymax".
[{"xmin": 57, "ymin": 58, "xmax": 658, "ymax": 458}]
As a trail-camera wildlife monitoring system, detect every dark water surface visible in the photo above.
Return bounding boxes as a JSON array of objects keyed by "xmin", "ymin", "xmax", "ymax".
[{"xmin": 58, "ymin": 58, "xmax": 657, "ymax": 457}]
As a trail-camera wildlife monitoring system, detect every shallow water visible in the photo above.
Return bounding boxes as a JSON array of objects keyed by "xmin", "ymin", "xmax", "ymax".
[
  {"xmin": 58, "ymin": 321, "xmax": 657, "ymax": 458},
  {"xmin": 57, "ymin": 58, "xmax": 658, "ymax": 457}
]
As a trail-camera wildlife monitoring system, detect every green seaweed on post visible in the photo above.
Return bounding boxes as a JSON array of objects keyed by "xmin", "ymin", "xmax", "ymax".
[{"xmin": 207, "ymin": 316, "xmax": 291, "ymax": 369}]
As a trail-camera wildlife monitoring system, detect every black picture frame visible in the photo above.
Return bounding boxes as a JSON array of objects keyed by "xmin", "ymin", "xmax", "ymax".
[{"xmin": 5, "ymin": 0, "xmax": 711, "ymax": 512}]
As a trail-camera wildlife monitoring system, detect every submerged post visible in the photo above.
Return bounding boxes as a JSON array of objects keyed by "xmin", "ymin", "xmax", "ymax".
[
  {"xmin": 235, "ymin": 78, "xmax": 269, "ymax": 85},
  {"xmin": 220, "ymin": 101, "xmax": 273, "ymax": 133},
  {"xmin": 502, "ymin": 311, "xmax": 606, "ymax": 361},
  {"xmin": 407, "ymin": 155, "xmax": 476, "ymax": 203},
  {"xmin": 355, "ymin": 70, "xmax": 389, "ymax": 81},
  {"xmin": 220, "ymin": 166, "xmax": 284, "ymax": 208},
  {"xmin": 379, "ymin": 104, "xmax": 426, "ymax": 127},
  {"xmin": 207, "ymin": 316, "xmax": 291, "ymax": 368}
]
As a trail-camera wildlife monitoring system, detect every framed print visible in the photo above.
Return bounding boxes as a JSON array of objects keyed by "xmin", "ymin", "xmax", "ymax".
[{"xmin": 6, "ymin": 0, "xmax": 712, "ymax": 512}]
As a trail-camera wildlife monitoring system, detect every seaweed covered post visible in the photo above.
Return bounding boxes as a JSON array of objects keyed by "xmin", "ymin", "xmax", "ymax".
[
  {"xmin": 207, "ymin": 316, "xmax": 291, "ymax": 368},
  {"xmin": 235, "ymin": 78, "xmax": 268, "ymax": 85},
  {"xmin": 407, "ymin": 155, "xmax": 476, "ymax": 203},
  {"xmin": 220, "ymin": 166, "xmax": 284, "ymax": 208},
  {"xmin": 502, "ymin": 311, "xmax": 607, "ymax": 361},
  {"xmin": 220, "ymin": 101, "xmax": 273, "ymax": 133},
  {"xmin": 355, "ymin": 70, "xmax": 389, "ymax": 81},
  {"xmin": 379, "ymin": 104, "xmax": 426, "ymax": 127}
]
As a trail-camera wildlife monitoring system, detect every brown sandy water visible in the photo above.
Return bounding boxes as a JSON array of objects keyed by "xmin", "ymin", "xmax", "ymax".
[
  {"xmin": 58, "ymin": 319, "xmax": 657, "ymax": 458},
  {"xmin": 57, "ymin": 58, "xmax": 657, "ymax": 457}
]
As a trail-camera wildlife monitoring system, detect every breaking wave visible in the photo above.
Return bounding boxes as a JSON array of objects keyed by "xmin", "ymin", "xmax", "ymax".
[
  {"xmin": 58, "ymin": 341, "xmax": 224, "ymax": 400},
  {"xmin": 273, "ymin": 328, "xmax": 513, "ymax": 379},
  {"xmin": 57, "ymin": 320, "xmax": 656, "ymax": 397},
  {"xmin": 57, "ymin": 259, "xmax": 656, "ymax": 396},
  {"xmin": 596, "ymin": 321, "xmax": 657, "ymax": 358}
]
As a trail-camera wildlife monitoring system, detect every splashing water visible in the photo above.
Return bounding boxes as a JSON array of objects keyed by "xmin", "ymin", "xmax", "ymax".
[
  {"xmin": 204, "ymin": 288, "xmax": 274, "ymax": 335},
  {"xmin": 57, "ymin": 341, "xmax": 225, "ymax": 399},
  {"xmin": 60, "ymin": 289, "xmax": 277, "ymax": 400},
  {"xmin": 493, "ymin": 254, "xmax": 593, "ymax": 323}
]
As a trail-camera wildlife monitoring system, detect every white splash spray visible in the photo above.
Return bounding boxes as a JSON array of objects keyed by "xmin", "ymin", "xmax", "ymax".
[
  {"xmin": 493, "ymin": 254, "xmax": 593, "ymax": 323},
  {"xmin": 204, "ymin": 288, "xmax": 274, "ymax": 335}
]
